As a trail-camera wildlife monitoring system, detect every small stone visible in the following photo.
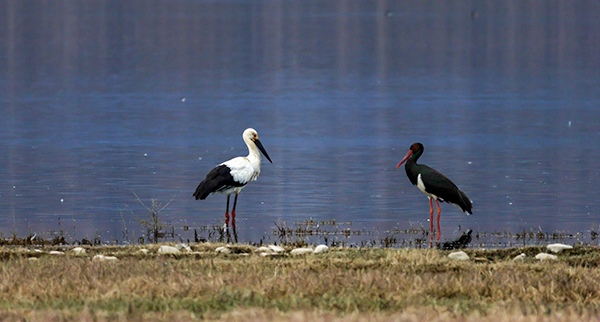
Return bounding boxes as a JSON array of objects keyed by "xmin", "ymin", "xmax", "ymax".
[
  {"xmin": 137, "ymin": 249, "xmax": 150, "ymax": 254},
  {"xmin": 268, "ymin": 245, "xmax": 285, "ymax": 253},
  {"xmin": 547, "ymin": 243, "xmax": 573, "ymax": 253},
  {"xmin": 71, "ymin": 247, "xmax": 86, "ymax": 255},
  {"xmin": 535, "ymin": 253, "xmax": 558, "ymax": 261},
  {"xmin": 448, "ymin": 251, "xmax": 469, "ymax": 260},
  {"xmin": 93, "ymin": 255, "xmax": 118, "ymax": 262},
  {"xmin": 291, "ymin": 248, "xmax": 313, "ymax": 255},
  {"xmin": 314, "ymin": 245, "xmax": 329, "ymax": 254},
  {"xmin": 28, "ymin": 257, "xmax": 39, "ymax": 261},
  {"xmin": 175, "ymin": 243, "xmax": 192, "ymax": 253},
  {"xmin": 49, "ymin": 251, "xmax": 65, "ymax": 255},
  {"xmin": 260, "ymin": 252, "xmax": 279, "ymax": 257},
  {"xmin": 158, "ymin": 245, "xmax": 181, "ymax": 255},
  {"xmin": 255, "ymin": 246, "xmax": 272, "ymax": 253},
  {"xmin": 215, "ymin": 246, "xmax": 231, "ymax": 254},
  {"xmin": 513, "ymin": 253, "xmax": 527, "ymax": 261}
]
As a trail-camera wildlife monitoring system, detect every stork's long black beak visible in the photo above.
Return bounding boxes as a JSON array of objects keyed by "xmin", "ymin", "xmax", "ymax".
[{"xmin": 254, "ymin": 139, "xmax": 273, "ymax": 163}]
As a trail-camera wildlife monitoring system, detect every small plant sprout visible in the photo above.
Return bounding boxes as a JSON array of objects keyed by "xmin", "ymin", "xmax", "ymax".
[{"xmin": 133, "ymin": 192, "xmax": 174, "ymax": 244}]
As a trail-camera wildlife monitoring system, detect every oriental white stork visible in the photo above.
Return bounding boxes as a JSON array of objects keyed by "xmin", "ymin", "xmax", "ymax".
[{"xmin": 193, "ymin": 128, "xmax": 272, "ymax": 240}]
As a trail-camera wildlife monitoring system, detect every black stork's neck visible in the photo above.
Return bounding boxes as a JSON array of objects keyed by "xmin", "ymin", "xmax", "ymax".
[{"xmin": 404, "ymin": 143, "xmax": 424, "ymax": 186}]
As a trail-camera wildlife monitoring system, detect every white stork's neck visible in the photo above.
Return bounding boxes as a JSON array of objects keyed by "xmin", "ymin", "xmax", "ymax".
[{"xmin": 244, "ymin": 137, "xmax": 262, "ymax": 166}]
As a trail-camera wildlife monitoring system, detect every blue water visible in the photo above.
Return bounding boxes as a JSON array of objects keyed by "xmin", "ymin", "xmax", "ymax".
[{"xmin": 1, "ymin": 0, "xmax": 599, "ymax": 246}]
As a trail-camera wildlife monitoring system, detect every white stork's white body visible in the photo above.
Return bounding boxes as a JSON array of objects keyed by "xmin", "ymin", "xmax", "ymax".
[
  {"xmin": 193, "ymin": 128, "xmax": 272, "ymax": 231},
  {"xmin": 216, "ymin": 140, "xmax": 263, "ymax": 196}
]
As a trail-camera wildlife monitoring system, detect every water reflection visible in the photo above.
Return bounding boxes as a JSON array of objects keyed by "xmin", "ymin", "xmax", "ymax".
[{"xmin": 0, "ymin": 0, "xmax": 599, "ymax": 246}]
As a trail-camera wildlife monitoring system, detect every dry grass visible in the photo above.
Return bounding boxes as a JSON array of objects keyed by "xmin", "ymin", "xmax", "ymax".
[{"xmin": 0, "ymin": 244, "xmax": 599, "ymax": 321}]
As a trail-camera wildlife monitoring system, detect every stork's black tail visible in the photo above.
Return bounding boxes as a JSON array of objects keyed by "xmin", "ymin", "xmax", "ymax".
[
  {"xmin": 457, "ymin": 189, "xmax": 473, "ymax": 215},
  {"xmin": 193, "ymin": 179, "xmax": 213, "ymax": 200}
]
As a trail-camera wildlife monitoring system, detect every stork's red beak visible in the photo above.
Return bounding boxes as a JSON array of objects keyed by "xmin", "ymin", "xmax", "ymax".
[{"xmin": 396, "ymin": 149, "xmax": 413, "ymax": 168}]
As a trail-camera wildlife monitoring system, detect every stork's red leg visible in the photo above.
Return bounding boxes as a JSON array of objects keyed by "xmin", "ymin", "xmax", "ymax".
[
  {"xmin": 231, "ymin": 193, "xmax": 238, "ymax": 229},
  {"xmin": 429, "ymin": 197, "xmax": 434, "ymax": 247},
  {"xmin": 231, "ymin": 194, "xmax": 239, "ymax": 243},
  {"xmin": 224, "ymin": 195, "xmax": 230, "ymax": 227},
  {"xmin": 435, "ymin": 199, "xmax": 442, "ymax": 242}
]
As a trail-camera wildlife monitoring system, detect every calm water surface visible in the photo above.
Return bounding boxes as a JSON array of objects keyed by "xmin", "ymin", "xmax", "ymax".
[{"xmin": 1, "ymin": 0, "xmax": 599, "ymax": 246}]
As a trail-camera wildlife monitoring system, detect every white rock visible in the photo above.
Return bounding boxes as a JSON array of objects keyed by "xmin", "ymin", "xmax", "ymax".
[
  {"xmin": 28, "ymin": 257, "xmax": 39, "ymax": 261},
  {"xmin": 255, "ymin": 246, "xmax": 272, "ymax": 253},
  {"xmin": 137, "ymin": 248, "xmax": 150, "ymax": 254},
  {"xmin": 93, "ymin": 254, "xmax": 119, "ymax": 262},
  {"xmin": 314, "ymin": 245, "xmax": 329, "ymax": 254},
  {"xmin": 176, "ymin": 243, "xmax": 192, "ymax": 253},
  {"xmin": 291, "ymin": 248, "xmax": 313, "ymax": 255},
  {"xmin": 49, "ymin": 250, "xmax": 65, "ymax": 255},
  {"xmin": 215, "ymin": 246, "xmax": 231, "ymax": 254},
  {"xmin": 535, "ymin": 253, "xmax": 558, "ymax": 261},
  {"xmin": 547, "ymin": 243, "xmax": 573, "ymax": 253},
  {"xmin": 268, "ymin": 245, "xmax": 285, "ymax": 253},
  {"xmin": 71, "ymin": 247, "xmax": 86, "ymax": 255},
  {"xmin": 513, "ymin": 253, "xmax": 527, "ymax": 261},
  {"xmin": 158, "ymin": 245, "xmax": 181, "ymax": 255},
  {"xmin": 448, "ymin": 251, "xmax": 469, "ymax": 260},
  {"xmin": 260, "ymin": 252, "xmax": 279, "ymax": 257}
]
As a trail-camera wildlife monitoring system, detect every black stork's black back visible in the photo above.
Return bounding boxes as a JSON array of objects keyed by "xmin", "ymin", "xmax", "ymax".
[
  {"xmin": 417, "ymin": 165, "xmax": 473, "ymax": 214},
  {"xmin": 401, "ymin": 142, "xmax": 473, "ymax": 215},
  {"xmin": 193, "ymin": 165, "xmax": 245, "ymax": 200}
]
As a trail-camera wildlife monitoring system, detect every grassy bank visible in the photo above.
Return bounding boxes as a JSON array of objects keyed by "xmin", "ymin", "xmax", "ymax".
[{"xmin": 1, "ymin": 244, "xmax": 599, "ymax": 321}]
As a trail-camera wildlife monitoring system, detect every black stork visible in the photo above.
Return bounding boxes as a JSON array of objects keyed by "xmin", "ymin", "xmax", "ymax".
[
  {"xmin": 193, "ymin": 128, "xmax": 272, "ymax": 242},
  {"xmin": 396, "ymin": 142, "xmax": 472, "ymax": 246}
]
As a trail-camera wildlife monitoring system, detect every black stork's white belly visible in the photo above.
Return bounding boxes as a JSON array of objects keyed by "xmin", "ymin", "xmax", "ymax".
[{"xmin": 397, "ymin": 142, "xmax": 472, "ymax": 246}]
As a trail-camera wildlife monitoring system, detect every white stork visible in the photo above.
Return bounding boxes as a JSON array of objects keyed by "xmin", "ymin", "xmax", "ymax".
[{"xmin": 193, "ymin": 128, "xmax": 272, "ymax": 233}]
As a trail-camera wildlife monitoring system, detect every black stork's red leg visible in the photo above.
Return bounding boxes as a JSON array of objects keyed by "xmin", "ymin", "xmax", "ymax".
[
  {"xmin": 434, "ymin": 198, "xmax": 441, "ymax": 243},
  {"xmin": 426, "ymin": 197, "xmax": 442, "ymax": 246},
  {"xmin": 428, "ymin": 197, "xmax": 434, "ymax": 244},
  {"xmin": 397, "ymin": 143, "xmax": 473, "ymax": 247}
]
